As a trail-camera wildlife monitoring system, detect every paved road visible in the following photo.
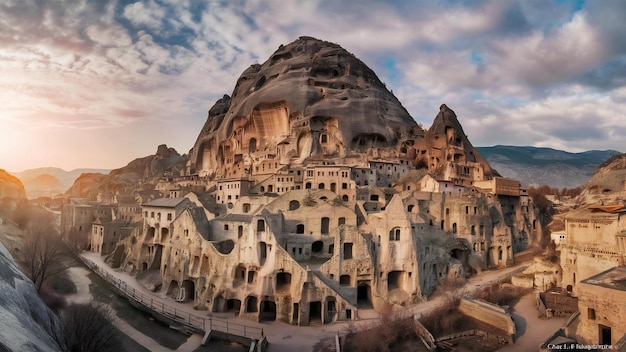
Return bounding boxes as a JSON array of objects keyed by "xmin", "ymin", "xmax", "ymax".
[{"xmin": 81, "ymin": 251, "xmax": 531, "ymax": 352}]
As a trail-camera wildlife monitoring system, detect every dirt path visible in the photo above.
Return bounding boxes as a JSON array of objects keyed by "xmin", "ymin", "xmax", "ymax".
[
  {"xmin": 497, "ymin": 293, "xmax": 567, "ymax": 351},
  {"xmin": 65, "ymin": 264, "xmax": 201, "ymax": 352}
]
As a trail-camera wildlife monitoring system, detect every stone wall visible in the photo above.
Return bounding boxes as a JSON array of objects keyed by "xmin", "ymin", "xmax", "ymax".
[
  {"xmin": 575, "ymin": 277, "xmax": 626, "ymax": 346},
  {"xmin": 458, "ymin": 297, "xmax": 516, "ymax": 336}
]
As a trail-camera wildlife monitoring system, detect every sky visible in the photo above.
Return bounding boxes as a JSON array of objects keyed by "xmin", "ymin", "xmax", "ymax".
[{"xmin": 2, "ymin": 0, "xmax": 626, "ymax": 172}]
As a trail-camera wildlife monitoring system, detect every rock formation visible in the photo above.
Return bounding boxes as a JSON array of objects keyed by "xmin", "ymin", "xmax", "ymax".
[
  {"xmin": 188, "ymin": 37, "xmax": 497, "ymax": 190},
  {"xmin": 0, "ymin": 169, "xmax": 27, "ymax": 209},
  {"xmin": 189, "ymin": 36, "xmax": 423, "ymax": 178},
  {"xmin": 576, "ymin": 153, "xmax": 626, "ymax": 205},
  {"xmin": 65, "ymin": 144, "xmax": 186, "ymax": 201},
  {"xmin": 0, "ymin": 241, "xmax": 62, "ymax": 352},
  {"xmin": 415, "ymin": 104, "xmax": 498, "ymax": 186}
]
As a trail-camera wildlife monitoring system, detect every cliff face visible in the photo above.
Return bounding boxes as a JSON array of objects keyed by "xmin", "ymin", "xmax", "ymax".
[
  {"xmin": 0, "ymin": 241, "xmax": 62, "ymax": 352},
  {"xmin": 189, "ymin": 36, "xmax": 423, "ymax": 177},
  {"xmin": 0, "ymin": 169, "xmax": 27, "ymax": 207}
]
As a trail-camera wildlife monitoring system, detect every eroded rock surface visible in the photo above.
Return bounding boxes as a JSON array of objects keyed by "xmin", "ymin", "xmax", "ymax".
[
  {"xmin": 189, "ymin": 36, "xmax": 423, "ymax": 177},
  {"xmin": 0, "ymin": 241, "xmax": 62, "ymax": 352}
]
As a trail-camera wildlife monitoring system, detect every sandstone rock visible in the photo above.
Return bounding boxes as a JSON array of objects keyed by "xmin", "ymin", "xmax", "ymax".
[
  {"xmin": 65, "ymin": 144, "xmax": 186, "ymax": 201},
  {"xmin": 415, "ymin": 104, "xmax": 498, "ymax": 184},
  {"xmin": 577, "ymin": 153, "xmax": 626, "ymax": 205},
  {"xmin": 189, "ymin": 36, "xmax": 423, "ymax": 176},
  {"xmin": 0, "ymin": 169, "xmax": 27, "ymax": 209}
]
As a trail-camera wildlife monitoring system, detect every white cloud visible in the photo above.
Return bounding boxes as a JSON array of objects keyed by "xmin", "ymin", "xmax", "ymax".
[
  {"xmin": 122, "ymin": 0, "xmax": 167, "ymax": 31},
  {"xmin": 2, "ymin": 0, "xmax": 626, "ymax": 171}
]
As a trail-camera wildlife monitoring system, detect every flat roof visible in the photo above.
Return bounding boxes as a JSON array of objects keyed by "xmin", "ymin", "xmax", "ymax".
[
  {"xmin": 142, "ymin": 197, "xmax": 186, "ymax": 208},
  {"xmin": 582, "ymin": 266, "xmax": 626, "ymax": 291}
]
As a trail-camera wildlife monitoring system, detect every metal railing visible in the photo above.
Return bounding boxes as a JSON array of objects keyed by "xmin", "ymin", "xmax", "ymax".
[{"xmin": 81, "ymin": 257, "xmax": 264, "ymax": 340}]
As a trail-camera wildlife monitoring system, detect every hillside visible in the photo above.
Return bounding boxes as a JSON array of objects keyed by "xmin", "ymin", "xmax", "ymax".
[
  {"xmin": 64, "ymin": 144, "xmax": 186, "ymax": 200},
  {"xmin": 0, "ymin": 169, "xmax": 27, "ymax": 210},
  {"xmin": 476, "ymin": 145, "xmax": 620, "ymax": 188},
  {"xmin": 13, "ymin": 167, "xmax": 110, "ymax": 199},
  {"xmin": 577, "ymin": 153, "xmax": 626, "ymax": 205}
]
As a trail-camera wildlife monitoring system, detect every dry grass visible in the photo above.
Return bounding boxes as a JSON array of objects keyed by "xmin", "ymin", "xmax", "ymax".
[{"xmin": 342, "ymin": 304, "xmax": 417, "ymax": 352}]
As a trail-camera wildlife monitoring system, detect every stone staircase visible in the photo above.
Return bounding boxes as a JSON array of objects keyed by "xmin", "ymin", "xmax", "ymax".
[{"xmin": 311, "ymin": 270, "xmax": 357, "ymax": 305}]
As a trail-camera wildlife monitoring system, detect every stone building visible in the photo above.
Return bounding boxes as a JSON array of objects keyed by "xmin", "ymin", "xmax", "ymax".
[
  {"xmin": 560, "ymin": 204, "xmax": 626, "ymax": 294},
  {"xmin": 89, "ymin": 219, "xmax": 133, "ymax": 255},
  {"xmin": 61, "ymin": 198, "xmax": 116, "ymax": 243},
  {"xmin": 562, "ymin": 267, "xmax": 626, "ymax": 347}
]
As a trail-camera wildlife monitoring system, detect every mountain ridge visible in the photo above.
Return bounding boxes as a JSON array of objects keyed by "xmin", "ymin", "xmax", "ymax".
[{"xmin": 476, "ymin": 145, "xmax": 620, "ymax": 188}]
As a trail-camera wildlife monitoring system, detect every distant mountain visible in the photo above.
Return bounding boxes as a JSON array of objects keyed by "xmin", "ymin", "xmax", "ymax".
[
  {"xmin": 12, "ymin": 167, "xmax": 110, "ymax": 199},
  {"xmin": 476, "ymin": 145, "xmax": 620, "ymax": 188}
]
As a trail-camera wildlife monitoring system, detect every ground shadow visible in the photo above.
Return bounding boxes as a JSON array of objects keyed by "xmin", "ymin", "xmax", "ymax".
[{"xmin": 511, "ymin": 312, "xmax": 527, "ymax": 341}]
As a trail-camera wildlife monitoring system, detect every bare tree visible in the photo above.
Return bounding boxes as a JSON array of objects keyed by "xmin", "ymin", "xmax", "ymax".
[
  {"xmin": 20, "ymin": 209, "xmax": 74, "ymax": 292},
  {"xmin": 57, "ymin": 303, "xmax": 121, "ymax": 352}
]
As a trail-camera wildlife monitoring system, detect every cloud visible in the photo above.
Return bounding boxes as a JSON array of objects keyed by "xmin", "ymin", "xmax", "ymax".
[{"xmin": 2, "ymin": 0, "xmax": 626, "ymax": 171}]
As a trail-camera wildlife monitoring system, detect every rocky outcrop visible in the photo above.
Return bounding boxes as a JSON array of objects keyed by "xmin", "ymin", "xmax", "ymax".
[
  {"xmin": 577, "ymin": 153, "xmax": 626, "ymax": 205},
  {"xmin": 189, "ymin": 36, "xmax": 423, "ymax": 177},
  {"xmin": 64, "ymin": 172, "xmax": 108, "ymax": 200},
  {"xmin": 0, "ymin": 169, "xmax": 27, "ymax": 208},
  {"xmin": 0, "ymin": 241, "xmax": 62, "ymax": 352},
  {"xmin": 65, "ymin": 144, "xmax": 186, "ymax": 201},
  {"xmin": 188, "ymin": 37, "xmax": 494, "ymax": 187},
  {"xmin": 415, "ymin": 104, "xmax": 498, "ymax": 186}
]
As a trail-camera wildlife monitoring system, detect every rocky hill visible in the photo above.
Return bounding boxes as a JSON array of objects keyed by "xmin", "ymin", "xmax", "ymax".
[
  {"xmin": 576, "ymin": 153, "xmax": 626, "ymax": 205},
  {"xmin": 476, "ymin": 145, "xmax": 619, "ymax": 188},
  {"xmin": 13, "ymin": 167, "xmax": 111, "ymax": 198},
  {"xmin": 189, "ymin": 36, "xmax": 493, "ymax": 183},
  {"xmin": 20, "ymin": 173, "xmax": 64, "ymax": 198},
  {"xmin": 65, "ymin": 144, "xmax": 186, "ymax": 200},
  {"xmin": 0, "ymin": 169, "xmax": 27, "ymax": 209}
]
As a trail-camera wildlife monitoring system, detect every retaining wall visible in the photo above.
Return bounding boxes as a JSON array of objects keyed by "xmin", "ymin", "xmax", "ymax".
[{"xmin": 458, "ymin": 297, "xmax": 516, "ymax": 336}]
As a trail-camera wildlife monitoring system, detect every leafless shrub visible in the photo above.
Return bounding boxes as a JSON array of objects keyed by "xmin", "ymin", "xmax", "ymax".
[
  {"xmin": 57, "ymin": 303, "xmax": 121, "ymax": 352},
  {"xmin": 343, "ymin": 303, "xmax": 415, "ymax": 352},
  {"xmin": 19, "ymin": 211, "xmax": 76, "ymax": 293}
]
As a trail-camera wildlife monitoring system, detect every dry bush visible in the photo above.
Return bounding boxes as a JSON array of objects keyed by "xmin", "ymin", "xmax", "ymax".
[
  {"xmin": 56, "ymin": 303, "xmax": 121, "ymax": 352},
  {"xmin": 343, "ymin": 304, "xmax": 416, "ymax": 352},
  {"xmin": 419, "ymin": 293, "xmax": 463, "ymax": 337},
  {"xmin": 20, "ymin": 210, "xmax": 77, "ymax": 292}
]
